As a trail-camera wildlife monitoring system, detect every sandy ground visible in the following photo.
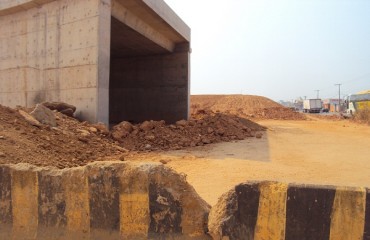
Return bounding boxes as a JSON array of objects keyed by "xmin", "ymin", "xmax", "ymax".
[{"xmin": 130, "ymin": 117, "xmax": 370, "ymax": 206}]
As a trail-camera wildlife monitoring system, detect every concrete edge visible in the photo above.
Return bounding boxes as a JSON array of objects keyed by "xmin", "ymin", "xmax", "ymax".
[
  {"xmin": 0, "ymin": 0, "xmax": 56, "ymax": 16},
  {"xmin": 208, "ymin": 180, "xmax": 369, "ymax": 240},
  {"xmin": 142, "ymin": 0, "xmax": 191, "ymax": 42},
  {"xmin": 0, "ymin": 161, "xmax": 210, "ymax": 239}
]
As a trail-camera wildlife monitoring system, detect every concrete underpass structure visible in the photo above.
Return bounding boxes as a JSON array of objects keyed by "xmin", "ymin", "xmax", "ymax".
[{"xmin": 0, "ymin": 0, "xmax": 190, "ymax": 125}]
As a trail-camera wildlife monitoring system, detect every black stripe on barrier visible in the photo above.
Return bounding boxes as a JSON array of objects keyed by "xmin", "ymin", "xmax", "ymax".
[
  {"xmin": 149, "ymin": 182, "xmax": 182, "ymax": 236},
  {"xmin": 285, "ymin": 185, "xmax": 336, "ymax": 240},
  {"xmin": 221, "ymin": 183, "xmax": 260, "ymax": 240},
  {"xmin": 364, "ymin": 189, "xmax": 370, "ymax": 240},
  {"xmin": 88, "ymin": 168, "xmax": 120, "ymax": 234},
  {"xmin": 0, "ymin": 166, "xmax": 12, "ymax": 231},
  {"xmin": 37, "ymin": 172, "xmax": 67, "ymax": 238}
]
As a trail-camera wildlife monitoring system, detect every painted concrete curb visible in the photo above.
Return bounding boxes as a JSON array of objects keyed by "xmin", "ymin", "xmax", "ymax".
[
  {"xmin": 208, "ymin": 181, "xmax": 370, "ymax": 240},
  {"xmin": 0, "ymin": 161, "xmax": 210, "ymax": 240}
]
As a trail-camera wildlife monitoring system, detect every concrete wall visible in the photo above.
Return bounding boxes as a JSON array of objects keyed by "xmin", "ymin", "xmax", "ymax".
[
  {"xmin": 0, "ymin": 0, "xmax": 111, "ymax": 124},
  {"xmin": 208, "ymin": 181, "xmax": 370, "ymax": 240},
  {"xmin": 0, "ymin": 161, "xmax": 210, "ymax": 239},
  {"xmin": 0, "ymin": 0, "xmax": 191, "ymax": 125},
  {"xmin": 109, "ymin": 46, "xmax": 190, "ymax": 124}
]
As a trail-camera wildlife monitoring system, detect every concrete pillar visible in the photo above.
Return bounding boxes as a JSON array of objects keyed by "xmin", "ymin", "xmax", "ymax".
[{"xmin": 0, "ymin": 0, "xmax": 111, "ymax": 125}]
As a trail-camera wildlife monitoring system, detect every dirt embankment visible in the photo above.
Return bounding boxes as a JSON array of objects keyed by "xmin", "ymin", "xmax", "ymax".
[
  {"xmin": 0, "ymin": 105, "xmax": 123, "ymax": 168},
  {"xmin": 191, "ymin": 94, "xmax": 306, "ymax": 120},
  {"xmin": 0, "ymin": 104, "xmax": 264, "ymax": 168}
]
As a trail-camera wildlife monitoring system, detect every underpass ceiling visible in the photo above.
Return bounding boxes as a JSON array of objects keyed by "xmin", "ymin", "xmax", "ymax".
[{"xmin": 110, "ymin": 17, "xmax": 169, "ymax": 58}]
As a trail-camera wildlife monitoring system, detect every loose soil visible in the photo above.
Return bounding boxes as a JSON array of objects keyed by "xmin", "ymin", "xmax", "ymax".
[
  {"xmin": 0, "ymin": 104, "xmax": 264, "ymax": 168},
  {"xmin": 138, "ymin": 116, "xmax": 370, "ymax": 205},
  {"xmin": 0, "ymin": 105, "xmax": 123, "ymax": 168},
  {"xmin": 111, "ymin": 110, "xmax": 265, "ymax": 151},
  {"xmin": 191, "ymin": 94, "xmax": 306, "ymax": 120}
]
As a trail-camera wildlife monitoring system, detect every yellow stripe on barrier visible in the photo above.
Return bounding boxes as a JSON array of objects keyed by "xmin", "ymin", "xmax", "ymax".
[
  {"xmin": 254, "ymin": 182, "xmax": 287, "ymax": 240},
  {"xmin": 329, "ymin": 187, "xmax": 366, "ymax": 240},
  {"xmin": 64, "ymin": 169, "xmax": 90, "ymax": 239},
  {"xmin": 11, "ymin": 169, "xmax": 39, "ymax": 239},
  {"xmin": 120, "ymin": 193, "xmax": 150, "ymax": 237},
  {"xmin": 120, "ymin": 169, "xmax": 150, "ymax": 239}
]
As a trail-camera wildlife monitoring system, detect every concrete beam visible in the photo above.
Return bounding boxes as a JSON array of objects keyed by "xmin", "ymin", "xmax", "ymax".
[
  {"xmin": 111, "ymin": 0, "xmax": 175, "ymax": 53},
  {"xmin": 0, "ymin": 0, "xmax": 55, "ymax": 16},
  {"xmin": 142, "ymin": 0, "xmax": 191, "ymax": 42}
]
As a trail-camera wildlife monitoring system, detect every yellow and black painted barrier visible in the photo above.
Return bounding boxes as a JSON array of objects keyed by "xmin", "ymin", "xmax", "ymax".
[
  {"xmin": 208, "ymin": 181, "xmax": 370, "ymax": 240},
  {"xmin": 0, "ymin": 162, "xmax": 210, "ymax": 240}
]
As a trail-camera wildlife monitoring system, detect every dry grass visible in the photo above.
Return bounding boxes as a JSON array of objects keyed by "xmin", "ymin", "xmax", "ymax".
[{"xmin": 353, "ymin": 107, "xmax": 370, "ymax": 125}]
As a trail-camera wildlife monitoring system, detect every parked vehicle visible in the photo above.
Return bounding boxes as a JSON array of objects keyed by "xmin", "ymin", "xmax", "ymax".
[
  {"xmin": 303, "ymin": 99, "xmax": 322, "ymax": 113},
  {"xmin": 322, "ymin": 108, "xmax": 329, "ymax": 113},
  {"xmin": 346, "ymin": 90, "xmax": 370, "ymax": 115}
]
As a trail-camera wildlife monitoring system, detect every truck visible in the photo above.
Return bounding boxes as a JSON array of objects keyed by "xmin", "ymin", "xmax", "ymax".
[
  {"xmin": 346, "ymin": 90, "xmax": 370, "ymax": 115},
  {"xmin": 303, "ymin": 99, "xmax": 322, "ymax": 113}
]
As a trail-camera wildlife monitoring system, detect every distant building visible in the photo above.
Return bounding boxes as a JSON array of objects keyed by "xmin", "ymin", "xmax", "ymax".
[{"xmin": 322, "ymin": 99, "xmax": 340, "ymax": 112}]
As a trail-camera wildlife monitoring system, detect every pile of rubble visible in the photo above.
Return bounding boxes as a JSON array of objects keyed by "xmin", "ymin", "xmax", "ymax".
[
  {"xmin": 111, "ymin": 110, "xmax": 265, "ymax": 151},
  {"xmin": 0, "ymin": 103, "xmax": 265, "ymax": 168},
  {"xmin": 0, "ymin": 103, "xmax": 122, "ymax": 168}
]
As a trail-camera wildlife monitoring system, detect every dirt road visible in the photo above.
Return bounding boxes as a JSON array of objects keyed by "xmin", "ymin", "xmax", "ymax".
[{"xmin": 134, "ymin": 117, "xmax": 370, "ymax": 206}]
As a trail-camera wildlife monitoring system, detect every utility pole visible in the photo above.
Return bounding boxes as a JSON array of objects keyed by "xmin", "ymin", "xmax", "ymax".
[
  {"xmin": 335, "ymin": 84, "xmax": 342, "ymax": 112},
  {"xmin": 315, "ymin": 90, "xmax": 320, "ymax": 99}
]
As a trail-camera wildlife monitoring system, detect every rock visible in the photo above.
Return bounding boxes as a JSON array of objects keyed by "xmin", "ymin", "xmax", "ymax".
[
  {"xmin": 255, "ymin": 133, "xmax": 263, "ymax": 139},
  {"xmin": 116, "ymin": 121, "xmax": 133, "ymax": 133},
  {"xmin": 140, "ymin": 121, "xmax": 154, "ymax": 131},
  {"xmin": 112, "ymin": 121, "xmax": 133, "ymax": 138},
  {"xmin": 160, "ymin": 159, "xmax": 171, "ymax": 164},
  {"xmin": 92, "ymin": 122, "xmax": 109, "ymax": 134},
  {"xmin": 60, "ymin": 108, "xmax": 74, "ymax": 117},
  {"xmin": 207, "ymin": 127, "xmax": 214, "ymax": 134},
  {"xmin": 0, "ymin": 152, "xmax": 5, "ymax": 157},
  {"xmin": 114, "ymin": 146, "xmax": 129, "ymax": 152},
  {"xmin": 119, "ymin": 155, "xmax": 125, "ymax": 161},
  {"xmin": 111, "ymin": 131, "xmax": 125, "ymax": 141},
  {"xmin": 77, "ymin": 129, "xmax": 90, "ymax": 137},
  {"xmin": 89, "ymin": 127, "xmax": 98, "ymax": 133},
  {"xmin": 201, "ymin": 137, "xmax": 211, "ymax": 144},
  {"xmin": 42, "ymin": 102, "xmax": 76, "ymax": 113},
  {"xmin": 144, "ymin": 135, "xmax": 155, "ymax": 141},
  {"xmin": 236, "ymin": 135, "xmax": 245, "ymax": 140},
  {"xmin": 18, "ymin": 110, "xmax": 41, "ymax": 127},
  {"xmin": 216, "ymin": 128, "xmax": 225, "ymax": 136},
  {"xmin": 78, "ymin": 136, "xmax": 88, "ymax": 143},
  {"xmin": 176, "ymin": 119, "xmax": 187, "ymax": 127},
  {"xmin": 145, "ymin": 144, "xmax": 152, "ymax": 149},
  {"xmin": 0, "ymin": 136, "xmax": 5, "ymax": 140},
  {"xmin": 131, "ymin": 129, "xmax": 139, "ymax": 135},
  {"xmin": 30, "ymin": 104, "xmax": 57, "ymax": 127}
]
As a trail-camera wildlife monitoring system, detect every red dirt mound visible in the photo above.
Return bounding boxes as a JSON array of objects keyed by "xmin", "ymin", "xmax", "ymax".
[
  {"xmin": 0, "ymin": 104, "xmax": 265, "ymax": 168},
  {"xmin": 0, "ymin": 105, "xmax": 123, "ymax": 168},
  {"xmin": 111, "ymin": 110, "xmax": 266, "ymax": 151},
  {"xmin": 191, "ymin": 95, "xmax": 305, "ymax": 120}
]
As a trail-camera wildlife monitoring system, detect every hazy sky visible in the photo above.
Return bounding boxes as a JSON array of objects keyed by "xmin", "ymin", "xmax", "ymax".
[{"xmin": 164, "ymin": 0, "xmax": 370, "ymax": 101}]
